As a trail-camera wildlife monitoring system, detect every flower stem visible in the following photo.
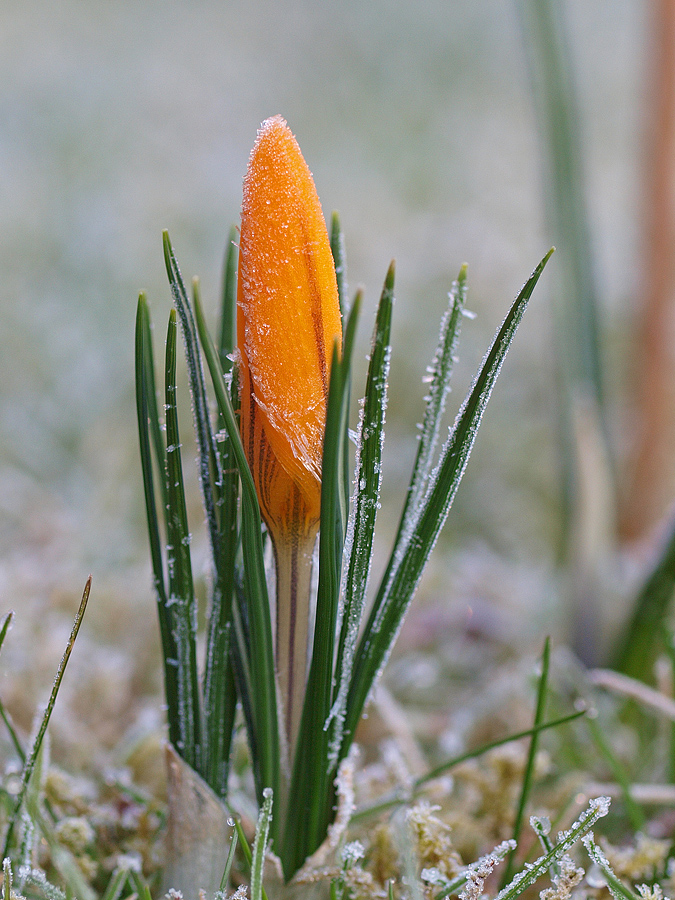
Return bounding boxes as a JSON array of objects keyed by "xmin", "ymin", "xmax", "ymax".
[{"xmin": 274, "ymin": 524, "xmax": 319, "ymax": 757}]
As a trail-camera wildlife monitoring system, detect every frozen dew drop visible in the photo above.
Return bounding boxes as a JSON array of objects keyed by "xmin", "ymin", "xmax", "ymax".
[{"xmin": 586, "ymin": 865, "xmax": 607, "ymax": 889}]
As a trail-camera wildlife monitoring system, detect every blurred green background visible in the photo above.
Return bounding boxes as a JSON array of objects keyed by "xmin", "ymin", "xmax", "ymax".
[{"xmin": 0, "ymin": 1, "xmax": 647, "ymax": 740}]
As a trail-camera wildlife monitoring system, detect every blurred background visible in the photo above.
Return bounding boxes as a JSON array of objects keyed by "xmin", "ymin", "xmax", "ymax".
[{"xmin": 0, "ymin": 1, "xmax": 667, "ymax": 762}]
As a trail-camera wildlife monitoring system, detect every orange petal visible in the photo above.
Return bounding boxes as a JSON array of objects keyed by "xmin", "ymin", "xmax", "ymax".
[{"xmin": 237, "ymin": 115, "xmax": 342, "ymax": 537}]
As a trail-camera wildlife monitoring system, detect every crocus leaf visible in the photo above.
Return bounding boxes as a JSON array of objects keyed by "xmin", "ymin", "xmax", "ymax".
[{"xmin": 341, "ymin": 249, "xmax": 554, "ymax": 757}]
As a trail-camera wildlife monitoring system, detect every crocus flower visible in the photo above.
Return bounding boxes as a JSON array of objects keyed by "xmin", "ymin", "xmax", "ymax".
[{"xmin": 237, "ymin": 115, "xmax": 342, "ymax": 752}]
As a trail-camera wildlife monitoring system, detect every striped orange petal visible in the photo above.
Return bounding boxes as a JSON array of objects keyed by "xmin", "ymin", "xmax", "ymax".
[{"xmin": 237, "ymin": 115, "xmax": 342, "ymax": 541}]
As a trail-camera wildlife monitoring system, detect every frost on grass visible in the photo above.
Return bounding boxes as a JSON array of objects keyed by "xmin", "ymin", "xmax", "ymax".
[
  {"xmin": 459, "ymin": 840, "xmax": 516, "ymax": 900},
  {"xmin": 539, "ymin": 855, "xmax": 584, "ymax": 900},
  {"xmin": 637, "ymin": 885, "xmax": 668, "ymax": 900},
  {"xmin": 213, "ymin": 885, "xmax": 249, "ymax": 900},
  {"xmin": 406, "ymin": 801, "xmax": 462, "ymax": 880},
  {"xmin": 601, "ymin": 833, "xmax": 671, "ymax": 881}
]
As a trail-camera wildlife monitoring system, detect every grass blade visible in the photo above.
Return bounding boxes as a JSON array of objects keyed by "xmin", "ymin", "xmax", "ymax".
[
  {"xmin": 219, "ymin": 826, "xmax": 239, "ymax": 893},
  {"xmin": 341, "ymin": 250, "xmax": 553, "ymax": 758},
  {"xmin": 164, "ymin": 310, "xmax": 202, "ymax": 771},
  {"xmin": 234, "ymin": 818, "xmax": 271, "ymax": 900},
  {"xmin": 330, "ymin": 267, "xmax": 394, "ymax": 760},
  {"xmin": 219, "ymin": 225, "xmax": 238, "ymax": 369},
  {"xmin": 194, "ymin": 277, "xmax": 239, "ymax": 799},
  {"xmin": 2, "ymin": 577, "xmax": 91, "ymax": 858},
  {"xmin": 496, "ymin": 797, "xmax": 609, "ymax": 900},
  {"xmin": 582, "ymin": 833, "xmax": 642, "ymax": 900},
  {"xmin": 501, "ymin": 638, "xmax": 551, "ymax": 886},
  {"xmin": 0, "ymin": 611, "xmax": 12, "ymax": 655},
  {"xmin": 392, "ymin": 264, "xmax": 467, "ymax": 556},
  {"xmin": 193, "ymin": 288, "xmax": 280, "ymax": 826},
  {"xmin": 330, "ymin": 214, "xmax": 353, "ymax": 538},
  {"xmin": 0, "ymin": 697, "xmax": 25, "ymax": 764},
  {"xmin": 135, "ymin": 295, "xmax": 181, "ymax": 748},
  {"xmin": 163, "ymin": 232, "xmax": 223, "ymax": 584},
  {"xmin": 251, "ymin": 789, "xmax": 274, "ymax": 900},
  {"xmin": 330, "ymin": 211, "xmax": 349, "ymax": 317}
]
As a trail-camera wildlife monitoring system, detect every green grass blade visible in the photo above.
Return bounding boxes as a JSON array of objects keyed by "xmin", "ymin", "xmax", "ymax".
[
  {"xmin": 2, "ymin": 860, "xmax": 11, "ymax": 900},
  {"xmin": 330, "ymin": 213, "xmax": 352, "ymax": 532},
  {"xmin": 434, "ymin": 840, "xmax": 514, "ymax": 900},
  {"xmin": 251, "ymin": 789, "xmax": 274, "ymax": 900},
  {"xmin": 582, "ymin": 834, "xmax": 642, "ymax": 900},
  {"xmin": 341, "ymin": 250, "xmax": 553, "ymax": 758},
  {"xmin": 501, "ymin": 638, "xmax": 551, "ymax": 886},
  {"xmin": 366, "ymin": 266, "xmax": 466, "ymax": 676},
  {"xmin": 164, "ymin": 235, "xmax": 241, "ymax": 795},
  {"xmin": 163, "ymin": 232, "xmax": 223, "ymax": 575},
  {"xmin": 219, "ymin": 826, "xmax": 239, "ymax": 893},
  {"xmin": 0, "ymin": 611, "xmax": 12, "ymax": 655},
  {"xmin": 391, "ymin": 265, "xmax": 467, "ymax": 559},
  {"xmin": 330, "ymin": 267, "xmax": 394, "ymax": 761},
  {"xmin": 192, "ymin": 277, "xmax": 239, "ymax": 799},
  {"xmin": 219, "ymin": 225, "xmax": 238, "ymax": 368},
  {"xmin": 193, "ymin": 288, "xmax": 280, "ymax": 824},
  {"xmin": 0, "ymin": 698, "xmax": 25, "ymax": 764},
  {"xmin": 2, "ymin": 578, "xmax": 90, "ymax": 858},
  {"xmin": 330, "ymin": 211, "xmax": 349, "ymax": 317},
  {"xmin": 127, "ymin": 869, "xmax": 153, "ymax": 900},
  {"xmin": 234, "ymin": 818, "xmax": 271, "ymax": 900},
  {"xmin": 99, "ymin": 867, "xmax": 131, "ymax": 900},
  {"xmin": 612, "ymin": 515, "xmax": 675, "ymax": 680},
  {"xmin": 134, "ymin": 296, "xmax": 167, "ymax": 604},
  {"xmin": 282, "ymin": 298, "xmax": 361, "ymax": 877},
  {"xmin": 496, "ymin": 797, "xmax": 609, "ymax": 900},
  {"xmin": 164, "ymin": 310, "xmax": 202, "ymax": 771},
  {"xmin": 0, "ymin": 615, "xmax": 24, "ymax": 763},
  {"xmin": 135, "ymin": 296, "xmax": 181, "ymax": 748}
]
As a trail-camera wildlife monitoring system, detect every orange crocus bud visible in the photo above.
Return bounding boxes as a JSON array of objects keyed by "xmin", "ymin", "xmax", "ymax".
[{"xmin": 237, "ymin": 115, "xmax": 342, "ymax": 753}]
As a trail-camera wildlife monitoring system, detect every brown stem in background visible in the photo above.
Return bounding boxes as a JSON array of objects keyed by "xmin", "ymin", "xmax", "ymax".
[{"xmin": 621, "ymin": 0, "xmax": 675, "ymax": 541}]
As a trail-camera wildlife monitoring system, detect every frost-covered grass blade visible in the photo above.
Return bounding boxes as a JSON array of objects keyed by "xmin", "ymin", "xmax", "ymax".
[
  {"xmin": 582, "ymin": 833, "xmax": 642, "ymax": 900},
  {"xmin": 340, "ymin": 249, "xmax": 554, "ymax": 759},
  {"xmin": 163, "ymin": 232, "xmax": 223, "ymax": 555},
  {"xmin": 135, "ymin": 295, "xmax": 181, "ymax": 749},
  {"xmin": 164, "ymin": 309, "xmax": 202, "ymax": 771},
  {"xmin": 2, "ymin": 578, "xmax": 91, "ymax": 859},
  {"xmin": 496, "ymin": 797, "xmax": 609, "ymax": 900},
  {"xmin": 195, "ymin": 274, "xmax": 239, "ymax": 798},
  {"xmin": 330, "ymin": 265, "xmax": 394, "ymax": 760},
  {"xmin": 193, "ymin": 285, "xmax": 281, "ymax": 828},
  {"xmin": 391, "ymin": 264, "xmax": 467, "ymax": 559}
]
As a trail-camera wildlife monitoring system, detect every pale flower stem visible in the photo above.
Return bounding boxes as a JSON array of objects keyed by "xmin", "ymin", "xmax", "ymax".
[{"xmin": 274, "ymin": 525, "xmax": 319, "ymax": 757}]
